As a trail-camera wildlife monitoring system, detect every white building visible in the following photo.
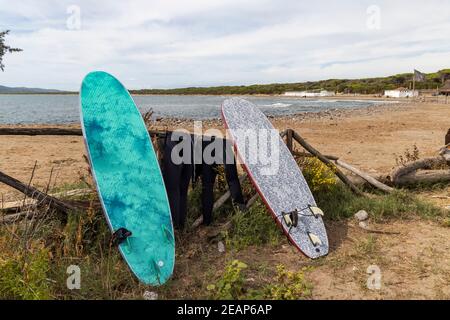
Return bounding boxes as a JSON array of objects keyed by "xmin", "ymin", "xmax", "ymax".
[
  {"xmin": 384, "ymin": 87, "xmax": 418, "ymax": 98},
  {"xmin": 284, "ymin": 90, "xmax": 335, "ymax": 97}
]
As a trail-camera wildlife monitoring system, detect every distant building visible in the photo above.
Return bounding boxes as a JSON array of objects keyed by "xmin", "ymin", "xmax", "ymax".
[
  {"xmin": 384, "ymin": 87, "xmax": 418, "ymax": 98},
  {"xmin": 418, "ymin": 89, "xmax": 439, "ymax": 97},
  {"xmin": 439, "ymin": 80, "xmax": 450, "ymax": 96},
  {"xmin": 284, "ymin": 90, "xmax": 335, "ymax": 97}
]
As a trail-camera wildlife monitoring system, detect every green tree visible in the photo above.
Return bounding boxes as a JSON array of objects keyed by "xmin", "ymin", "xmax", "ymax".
[{"xmin": 0, "ymin": 30, "xmax": 22, "ymax": 71}]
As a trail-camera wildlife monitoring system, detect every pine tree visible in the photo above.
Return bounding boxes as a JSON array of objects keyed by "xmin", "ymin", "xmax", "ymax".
[{"xmin": 0, "ymin": 30, "xmax": 22, "ymax": 71}]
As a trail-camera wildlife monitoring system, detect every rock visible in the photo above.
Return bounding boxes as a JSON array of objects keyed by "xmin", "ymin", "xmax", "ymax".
[
  {"xmin": 218, "ymin": 241, "xmax": 225, "ymax": 253},
  {"xmin": 359, "ymin": 221, "xmax": 368, "ymax": 229},
  {"xmin": 143, "ymin": 291, "xmax": 158, "ymax": 300},
  {"xmin": 355, "ymin": 210, "xmax": 369, "ymax": 221}
]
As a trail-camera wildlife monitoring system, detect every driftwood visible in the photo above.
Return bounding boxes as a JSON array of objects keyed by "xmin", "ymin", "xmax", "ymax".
[
  {"xmin": 390, "ymin": 156, "xmax": 448, "ymax": 186},
  {"xmin": 246, "ymin": 193, "xmax": 259, "ymax": 208},
  {"xmin": 2, "ymin": 188, "xmax": 93, "ymax": 210},
  {"xmin": 0, "ymin": 127, "xmax": 83, "ymax": 136},
  {"xmin": 0, "ymin": 210, "xmax": 46, "ymax": 224},
  {"xmin": 286, "ymin": 129, "xmax": 293, "ymax": 153},
  {"xmin": 335, "ymin": 159, "xmax": 394, "ymax": 193},
  {"xmin": 0, "ymin": 211, "xmax": 26, "ymax": 223},
  {"xmin": 0, "ymin": 171, "xmax": 75, "ymax": 213},
  {"xmin": 290, "ymin": 130, "xmax": 363, "ymax": 195},
  {"xmin": 191, "ymin": 174, "xmax": 248, "ymax": 228},
  {"xmin": 293, "ymin": 148, "xmax": 391, "ymax": 193},
  {"xmin": 394, "ymin": 170, "xmax": 450, "ymax": 186},
  {"xmin": 293, "ymin": 151, "xmax": 339, "ymax": 161},
  {"xmin": 0, "ymin": 127, "xmax": 171, "ymax": 138}
]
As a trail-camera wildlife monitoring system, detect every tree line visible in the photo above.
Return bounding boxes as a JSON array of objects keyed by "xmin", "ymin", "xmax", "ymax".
[{"xmin": 132, "ymin": 70, "xmax": 450, "ymax": 95}]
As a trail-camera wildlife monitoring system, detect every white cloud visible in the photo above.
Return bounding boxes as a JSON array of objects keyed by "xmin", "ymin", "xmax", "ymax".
[{"xmin": 1, "ymin": 0, "xmax": 449, "ymax": 90}]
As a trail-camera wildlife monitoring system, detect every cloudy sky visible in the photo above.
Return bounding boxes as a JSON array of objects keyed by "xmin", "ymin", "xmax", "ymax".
[{"xmin": 1, "ymin": 0, "xmax": 449, "ymax": 90}]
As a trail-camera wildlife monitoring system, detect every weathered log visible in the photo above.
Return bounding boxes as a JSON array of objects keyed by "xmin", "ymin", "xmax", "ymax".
[
  {"xmin": 191, "ymin": 174, "xmax": 248, "ymax": 228},
  {"xmin": 0, "ymin": 127, "xmax": 83, "ymax": 136},
  {"xmin": 394, "ymin": 170, "xmax": 450, "ymax": 186},
  {"xmin": 0, "ymin": 127, "xmax": 170, "ymax": 137},
  {"xmin": 1, "ymin": 188, "xmax": 93, "ymax": 210},
  {"xmin": 335, "ymin": 159, "xmax": 394, "ymax": 193},
  {"xmin": 246, "ymin": 193, "xmax": 259, "ymax": 208},
  {"xmin": 292, "ymin": 151, "xmax": 339, "ymax": 161},
  {"xmin": 0, "ymin": 211, "xmax": 29, "ymax": 224},
  {"xmin": 290, "ymin": 130, "xmax": 363, "ymax": 195},
  {"xmin": 286, "ymin": 129, "xmax": 293, "ymax": 153},
  {"xmin": 0, "ymin": 171, "xmax": 75, "ymax": 213},
  {"xmin": 390, "ymin": 157, "xmax": 447, "ymax": 185},
  {"xmin": 439, "ymin": 144, "xmax": 450, "ymax": 164}
]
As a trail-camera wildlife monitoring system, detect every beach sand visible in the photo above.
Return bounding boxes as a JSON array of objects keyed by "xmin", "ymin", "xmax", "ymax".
[{"xmin": 0, "ymin": 101, "xmax": 448, "ymax": 199}]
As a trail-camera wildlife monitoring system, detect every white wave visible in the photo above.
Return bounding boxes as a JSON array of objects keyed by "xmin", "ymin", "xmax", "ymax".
[{"xmin": 261, "ymin": 102, "xmax": 292, "ymax": 108}]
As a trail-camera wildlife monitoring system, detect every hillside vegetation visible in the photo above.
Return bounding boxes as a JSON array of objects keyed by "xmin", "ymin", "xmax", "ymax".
[{"xmin": 132, "ymin": 69, "xmax": 450, "ymax": 95}]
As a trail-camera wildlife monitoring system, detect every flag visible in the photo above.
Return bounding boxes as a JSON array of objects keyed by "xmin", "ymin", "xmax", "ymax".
[{"xmin": 414, "ymin": 69, "xmax": 426, "ymax": 82}]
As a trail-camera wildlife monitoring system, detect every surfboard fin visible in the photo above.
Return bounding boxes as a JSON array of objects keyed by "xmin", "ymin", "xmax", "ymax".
[
  {"xmin": 308, "ymin": 206, "xmax": 324, "ymax": 218},
  {"xmin": 151, "ymin": 259, "xmax": 162, "ymax": 286},
  {"xmin": 112, "ymin": 228, "xmax": 132, "ymax": 246},
  {"xmin": 281, "ymin": 210, "xmax": 299, "ymax": 228},
  {"xmin": 162, "ymin": 225, "xmax": 175, "ymax": 246},
  {"xmin": 307, "ymin": 232, "xmax": 323, "ymax": 247}
]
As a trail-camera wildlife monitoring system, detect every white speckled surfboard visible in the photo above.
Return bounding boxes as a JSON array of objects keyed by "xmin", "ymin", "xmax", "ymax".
[{"xmin": 222, "ymin": 98, "xmax": 329, "ymax": 259}]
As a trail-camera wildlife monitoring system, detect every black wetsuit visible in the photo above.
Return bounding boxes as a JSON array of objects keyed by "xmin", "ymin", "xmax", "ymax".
[
  {"xmin": 196, "ymin": 136, "xmax": 245, "ymax": 225},
  {"xmin": 162, "ymin": 132, "xmax": 193, "ymax": 230},
  {"xmin": 162, "ymin": 133, "xmax": 244, "ymax": 228}
]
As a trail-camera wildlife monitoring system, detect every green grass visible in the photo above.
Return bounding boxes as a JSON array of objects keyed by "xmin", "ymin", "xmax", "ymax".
[
  {"xmin": 314, "ymin": 184, "xmax": 445, "ymax": 221},
  {"xmin": 50, "ymin": 181, "xmax": 91, "ymax": 194},
  {"xmin": 0, "ymin": 242, "xmax": 51, "ymax": 300},
  {"xmin": 225, "ymin": 201, "xmax": 282, "ymax": 250}
]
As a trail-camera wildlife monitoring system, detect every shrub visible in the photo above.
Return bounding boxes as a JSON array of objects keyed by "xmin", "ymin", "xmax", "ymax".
[
  {"xmin": 0, "ymin": 240, "xmax": 51, "ymax": 300},
  {"xmin": 298, "ymin": 157, "xmax": 337, "ymax": 192},
  {"xmin": 249, "ymin": 265, "xmax": 313, "ymax": 300},
  {"xmin": 226, "ymin": 202, "xmax": 282, "ymax": 249},
  {"xmin": 207, "ymin": 260, "xmax": 248, "ymax": 299}
]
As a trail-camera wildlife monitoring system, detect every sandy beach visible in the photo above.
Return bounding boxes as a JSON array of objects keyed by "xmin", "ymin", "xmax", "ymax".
[{"xmin": 1, "ymin": 100, "xmax": 448, "ymax": 199}]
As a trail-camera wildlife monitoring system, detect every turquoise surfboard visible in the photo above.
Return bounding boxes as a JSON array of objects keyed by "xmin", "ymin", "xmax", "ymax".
[{"xmin": 80, "ymin": 71, "xmax": 174, "ymax": 285}]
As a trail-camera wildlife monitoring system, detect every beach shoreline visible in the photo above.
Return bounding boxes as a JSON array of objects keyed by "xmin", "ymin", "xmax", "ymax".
[{"xmin": 0, "ymin": 96, "xmax": 402, "ymax": 129}]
